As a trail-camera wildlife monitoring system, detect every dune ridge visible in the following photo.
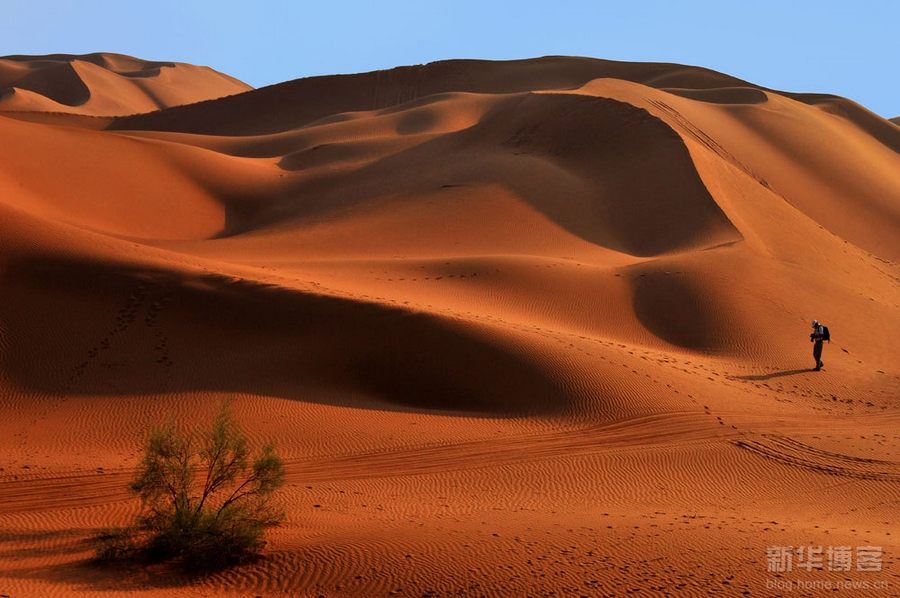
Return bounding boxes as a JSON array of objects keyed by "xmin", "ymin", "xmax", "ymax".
[
  {"xmin": 103, "ymin": 56, "xmax": 893, "ymax": 136},
  {"xmin": 0, "ymin": 54, "xmax": 897, "ymax": 596}
]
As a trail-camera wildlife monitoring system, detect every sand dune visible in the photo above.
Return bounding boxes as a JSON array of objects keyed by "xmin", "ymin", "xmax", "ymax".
[
  {"xmin": 0, "ymin": 55, "xmax": 898, "ymax": 596},
  {"xmin": 0, "ymin": 52, "xmax": 251, "ymax": 115}
]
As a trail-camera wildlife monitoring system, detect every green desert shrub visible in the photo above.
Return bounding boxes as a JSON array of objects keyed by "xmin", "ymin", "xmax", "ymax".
[{"xmin": 94, "ymin": 403, "xmax": 285, "ymax": 571}]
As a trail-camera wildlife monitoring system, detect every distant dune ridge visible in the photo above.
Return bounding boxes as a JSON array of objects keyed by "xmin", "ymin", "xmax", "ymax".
[
  {"xmin": 0, "ymin": 52, "xmax": 251, "ymax": 115},
  {"xmin": 0, "ymin": 54, "xmax": 898, "ymax": 596}
]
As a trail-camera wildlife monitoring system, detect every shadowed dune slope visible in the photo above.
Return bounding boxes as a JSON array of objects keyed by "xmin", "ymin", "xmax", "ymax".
[
  {"xmin": 564, "ymin": 77, "xmax": 900, "ymax": 261},
  {"xmin": 1, "ymin": 250, "xmax": 568, "ymax": 416},
  {"xmin": 189, "ymin": 92, "xmax": 741, "ymax": 255},
  {"xmin": 0, "ymin": 52, "xmax": 251, "ymax": 115}
]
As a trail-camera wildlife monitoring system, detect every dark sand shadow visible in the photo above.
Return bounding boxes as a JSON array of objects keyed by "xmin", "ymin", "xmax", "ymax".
[
  {"xmin": 0, "ymin": 528, "xmax": 193, "ymax": 592},
  {"xmin": 733, "ymin": 368, "xmax": 815, "ymax": 381},
  {"xmin": 1, "ymin": 254, "xmax": 570, "ymax": 418}
]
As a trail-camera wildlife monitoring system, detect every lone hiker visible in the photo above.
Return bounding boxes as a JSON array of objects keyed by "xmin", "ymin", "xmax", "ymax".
[{"xmin": 810, "ymin": 319, "xmax": 830, "ymax": 371}]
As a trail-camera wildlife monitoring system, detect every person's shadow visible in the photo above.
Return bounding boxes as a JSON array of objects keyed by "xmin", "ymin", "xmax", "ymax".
[{"xmin": 732, "ymin": 368, "xmax": 815, "ymax": 381}]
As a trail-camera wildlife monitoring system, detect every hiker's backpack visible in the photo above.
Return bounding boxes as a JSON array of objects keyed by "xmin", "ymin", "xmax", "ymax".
[{"xmin": 822, "ymin": 326, "xmax": 830, "ymax": 341}]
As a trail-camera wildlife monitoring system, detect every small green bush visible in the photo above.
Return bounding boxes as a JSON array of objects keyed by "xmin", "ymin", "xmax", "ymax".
[{"xmin": 95, "ymin": 403, "xmax": 284, "ymax": 571}]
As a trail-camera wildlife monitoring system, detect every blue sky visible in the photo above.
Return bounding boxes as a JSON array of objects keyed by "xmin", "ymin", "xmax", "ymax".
[{"xmin": 3, "ymin": 1, "xmax": 897, "ymax": 117}]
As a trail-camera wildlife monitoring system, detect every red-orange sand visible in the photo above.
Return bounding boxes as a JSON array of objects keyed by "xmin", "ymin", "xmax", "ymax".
[
  {"xmin": 0, "ymin": 55, "xmax": 898, "ymax": 597},
  {"xmin": 0, "ymin": 53, "xmax": 250, "ymax": 115}
]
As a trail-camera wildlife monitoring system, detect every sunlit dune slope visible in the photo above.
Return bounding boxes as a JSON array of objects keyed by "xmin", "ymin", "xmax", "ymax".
[{"xmin": 0, "ymin": 55, "xmax": 898, "ymax": 597}]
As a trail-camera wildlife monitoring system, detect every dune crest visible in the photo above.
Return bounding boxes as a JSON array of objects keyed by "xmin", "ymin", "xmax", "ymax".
[{"xmin": 0, "ymin": 52, "xmax": 251, "ymax": 115}]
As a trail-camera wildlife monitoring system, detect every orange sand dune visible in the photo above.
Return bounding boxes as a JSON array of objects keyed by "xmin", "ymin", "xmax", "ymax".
[
  {"xmin": 0, "ymin": 52, "xmax": 250, "ymax": 115},
  {"xmin": 0, "ymin": 55, "xmax": 898, "ymax": 597}
]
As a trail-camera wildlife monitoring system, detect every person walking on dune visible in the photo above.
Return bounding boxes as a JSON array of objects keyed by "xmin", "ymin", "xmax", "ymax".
[{"xmin": 810, "ymin": 319, "xmax": 830, "ymax": 371}]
